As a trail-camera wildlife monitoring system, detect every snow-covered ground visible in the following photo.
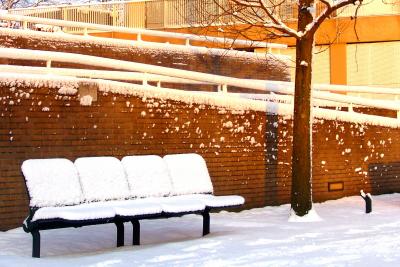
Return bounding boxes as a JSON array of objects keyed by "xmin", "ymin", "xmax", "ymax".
[{"xmin": 1, "ymin": 194, "xmax": 400, "ymax": 266}]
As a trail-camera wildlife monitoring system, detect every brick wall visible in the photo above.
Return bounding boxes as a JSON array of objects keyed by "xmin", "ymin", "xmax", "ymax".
[{"xmin": 1, "ymin": 81, "xmax": 400, "ymax": 230}]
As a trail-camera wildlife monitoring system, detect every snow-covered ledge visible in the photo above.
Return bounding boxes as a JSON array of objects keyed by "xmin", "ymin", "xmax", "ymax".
[{"xmin": 1, "ymin": 73, "xmax": 400, "ymax": 128}]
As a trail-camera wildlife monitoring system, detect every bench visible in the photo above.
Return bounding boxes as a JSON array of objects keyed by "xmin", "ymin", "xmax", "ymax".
[{"xmin": 21, "ymin": 153, "xmax": 245, "ymax": 258}]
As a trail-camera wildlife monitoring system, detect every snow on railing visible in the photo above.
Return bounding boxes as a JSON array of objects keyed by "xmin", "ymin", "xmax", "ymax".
[
  {"xmin": 254, "ymin": 80, "xmax": 400, "ymax": 96},
  {"xmin": 234, "ymin": 93, "xmax": 353, "ymax": 108},
  {"xmin": 0, "ymin": 13, "xmax": 287, "ymax": 49},
  {"xmin": 0, "ymin": 65, "xmax": 209, "ymax": 85},
  {"xmin": 5, "ymin": 65, "xmax": 388, "ymax": 110},
  {"xmin": 1, "ymin": 47, "xmax": 400, "ymax": 119}
]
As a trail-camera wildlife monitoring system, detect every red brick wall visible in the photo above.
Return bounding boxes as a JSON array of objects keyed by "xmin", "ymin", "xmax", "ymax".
[{"xmin": 1, "ymin": 81, "xmax": 400, "ymax": 230}]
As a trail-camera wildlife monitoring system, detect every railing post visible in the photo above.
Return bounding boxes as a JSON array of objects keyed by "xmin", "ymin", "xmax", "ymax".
[
  {"xmin": 222, "ymin": 84, "xmax": 227, "ymax": 93},
  {"xmin": 137, "ymin": 33, "xmax": 142, "ymax": 42},
  {"xmin": 217, "ymin": 84, "xmax": 227, "ymax": 93},
  {"xmin": 23, "ymin": 21, "xmax": 28, "ymax": 30},
  {"xmin": 185, "ymin": 38, "xmax": 190, "ymax": 46},
  {"xmin": 348, "ymin": 103, "xmax": 353, "ymax": 112},
  {"xmin": 157, "ymin": 81, "xmax": 161, "ymax": 88},
  {"xmin": 83, "ymin": 27, "xmax": 88, "ymax": 36},
  {"xmin": 46, "ymin": 60, "xmax": 51, "ymax": 68}
]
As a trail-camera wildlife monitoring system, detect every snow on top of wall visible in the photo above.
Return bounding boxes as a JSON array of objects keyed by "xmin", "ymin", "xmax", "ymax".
[
  {"xmin": 237, "ymin": 93, "xmax": 352, "ymax": 108},
  {"xmin": 0, "ymin": 72, "xmax": 79, "ymax": 90},
  {"xmin": 0, "ymin": 27, "xmax": 290, "ymax": 64},
  {"xmin": 1, "ymin": 72, "xmax": 400, "ymax": 128}
]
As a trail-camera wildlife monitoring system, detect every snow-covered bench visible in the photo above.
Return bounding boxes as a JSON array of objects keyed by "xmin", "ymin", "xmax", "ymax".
[{"xmin": 21, "ymin": 153, "xmax": 244, "ymax": 258}]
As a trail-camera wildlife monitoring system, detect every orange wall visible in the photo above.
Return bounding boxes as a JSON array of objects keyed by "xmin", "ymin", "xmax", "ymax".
[
  {"xmin": 330, "ymin": 43, "xmax": 347, "ymax": 85},
  {"xmin": 179, "ymin": 15, "xmax": 400, "ymax": 46}
]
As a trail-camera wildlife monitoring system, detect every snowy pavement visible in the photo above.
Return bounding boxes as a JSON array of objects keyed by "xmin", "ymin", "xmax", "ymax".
[{"xmin": 1, "ymin": 194, "xmax": 400, "ymax": 266}]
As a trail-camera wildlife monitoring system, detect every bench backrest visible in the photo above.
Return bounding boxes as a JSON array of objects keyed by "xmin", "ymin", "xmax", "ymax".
[
  {"xmin": 74, "ymin": 157, "xmax": 130, "ymax": 202},
  {"xmin": 121, "ymin": 155, "xmax": 172, "ymax": 198},
  {"xmin": 163, "ymin": 153, "xmax": 213, "ymax": 195},
  {"xmin": 21, "ymin": 159, "xmax": 84, "ymax": 207}
]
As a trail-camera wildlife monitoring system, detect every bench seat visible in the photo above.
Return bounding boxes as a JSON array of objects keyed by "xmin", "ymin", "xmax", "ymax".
[
  {"xmin": 31, "ymin": 203, "xmax": 116, "ymax": 222},
  {"xmin": 153, "ymin": 197, "xmax": 206, "ymax": 214},
  {"xmin": 170, "ymin": 194, "xmax": 245, "ymax": 209},
  {"xmin": 109, "ymin": 199, "xmax": 163, "ymax": 218}
]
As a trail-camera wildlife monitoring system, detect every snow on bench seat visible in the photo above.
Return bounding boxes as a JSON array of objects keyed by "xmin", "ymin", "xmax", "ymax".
[
  {"xmin": 74, "ymin": 157, "xmax": 130, "ymax": 202},
  {"xmin": 171, "ymin": 194, "xmax": 245, "ymax": 208},
  {"xmin": 32, "ymin": 203, "xmax": 115, "ymax": 222},
  {"xmin": 103, "ymin": 199, "xmax": 163, "ymax": 217},
  {"xmin": 21, "ymin": 158, "xmax": 84, "ymax": 208},
  {"xmin": 151, "ymin": 197, "xmax": 206, "ymax": 214},
  {"xmin": 164, "ymin": 154, "xmax": 245, "ymax": 208}
]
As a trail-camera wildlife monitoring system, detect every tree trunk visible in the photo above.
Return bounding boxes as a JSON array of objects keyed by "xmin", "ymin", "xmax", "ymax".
[{"xmin": 291, "ymin": 1, "xmax": 315, "ymax": 216}]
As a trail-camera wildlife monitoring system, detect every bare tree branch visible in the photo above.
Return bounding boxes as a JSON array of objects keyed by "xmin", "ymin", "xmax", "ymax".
[{"xmin": 309, "ymin": 0, "xmax": 363, "ymax": 36}]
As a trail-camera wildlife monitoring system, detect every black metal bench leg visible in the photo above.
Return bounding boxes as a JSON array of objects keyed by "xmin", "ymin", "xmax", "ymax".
[
  {"xmin": 31, "ymin": 230, "xmax": 41, "ymax": 258},
  {"xmin": 115, "ymin": 221, "xmax": 125, "ymax": 247},
  {"xmin": 202, "ymin": 208, "xmax": 210, "ymax": 236},
  {"xmin": 131, "ymin": 219, "xmax": 140, "ymax": 246}
]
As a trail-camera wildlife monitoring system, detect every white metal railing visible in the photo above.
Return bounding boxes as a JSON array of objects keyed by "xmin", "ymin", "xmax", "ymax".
[
  {"xmin": 0, "ymin": 65, "xmax": 210, "ymax": 85},
  {"xmin": 1, "ymin": 47, "xmax": 400, "ymax": 118},
  {"xmin": 8, "ymin": 0, "xmax": 399, "ymax": 31},
  {"xmin": 0, "ymin": 13, "xmax": 286, "ymax": 49}
]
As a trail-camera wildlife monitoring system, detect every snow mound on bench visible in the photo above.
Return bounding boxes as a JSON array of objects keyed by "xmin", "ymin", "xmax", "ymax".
[
  {"xmin": 154, "ymin": 197, "xmax": 205, "ymax": 213},
  {"xmin": 75, "ymin": 157, "xmax": 130, "ymax": 202},
  {"xmin": 172, "ymin": 194, "xmax": 245, "ymax": 208},
  {"xmin": 32, "ymin": 203, "xmax": 116, "ymax": 222},
  {"xmin": 21, "ymin": 159, "xmax": 84, "ymax": 207},
  {"xmin": 107, "ymin": 199, "xmax": 163, "ymax": 217},
  {"xmin": 121, "ymin": 155, "xmax": 173, "ymax": 198},
  {"xmin": 164, "ymin": 154, "xmax": 213, "ymax": 196}
]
